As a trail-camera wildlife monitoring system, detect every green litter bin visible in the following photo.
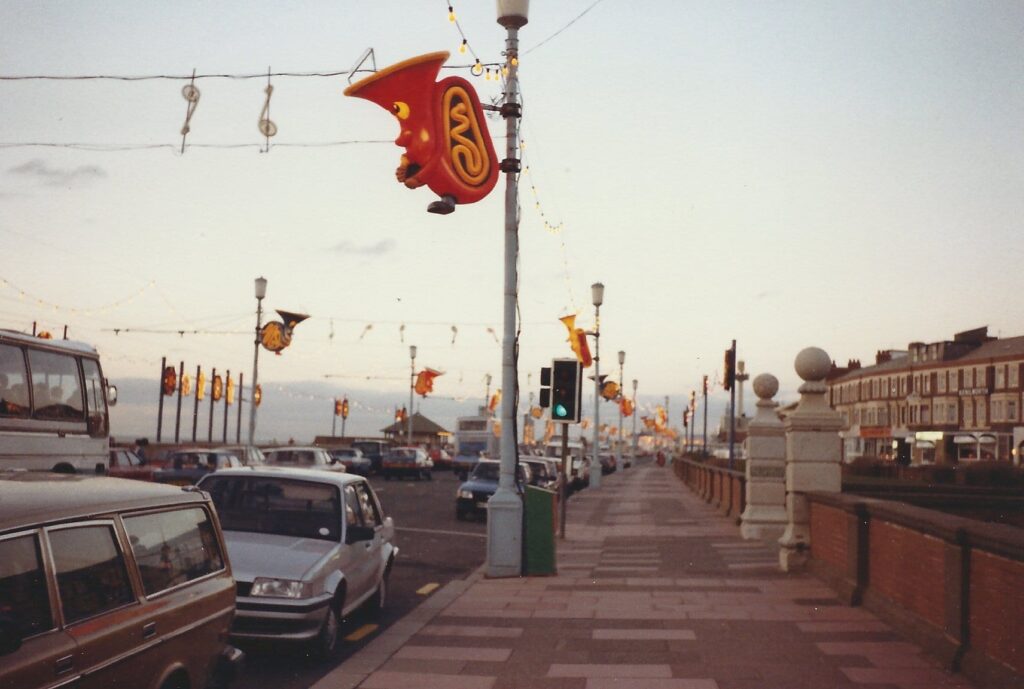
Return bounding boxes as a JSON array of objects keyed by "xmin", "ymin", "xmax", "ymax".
[{"xmin": 525, "ymin": 485, "xmax": 557, "ymax": 575}]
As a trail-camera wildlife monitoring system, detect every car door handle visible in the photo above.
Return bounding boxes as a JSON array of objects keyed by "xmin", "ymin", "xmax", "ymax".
[
  {"xmin": 55, "ymin": 655, "xmax": 74, "ymax": 675},
  {"xmin": 142, "ymin": 622, "xmax": 157, "ymax": 639}
]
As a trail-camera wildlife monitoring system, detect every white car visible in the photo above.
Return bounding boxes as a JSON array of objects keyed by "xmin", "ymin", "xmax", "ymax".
[
  {"xmin": 381, "ymin": 446, "xmax": 433, "ymax": 480},
  {"xmin": 198, "ymin": 467, "xmax": 397, "ymax": 657},
  {"xmin": 262, "ymin": 446, "xmax": 345, "ymax": 472}
]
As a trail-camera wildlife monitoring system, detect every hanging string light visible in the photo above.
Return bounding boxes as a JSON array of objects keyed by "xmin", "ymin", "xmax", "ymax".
[{"xmin": 0, "ymin": 277, "xmax": 155, "ymax": 315}]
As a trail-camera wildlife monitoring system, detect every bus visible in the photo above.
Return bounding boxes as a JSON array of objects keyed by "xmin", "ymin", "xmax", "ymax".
[
  {"xmin": 453, "ymin": 412, "xmax": 498, "ymax": 473},
  {"xmin": 0, "ymin": 329, "xmax": 117, "ymax": 473}
]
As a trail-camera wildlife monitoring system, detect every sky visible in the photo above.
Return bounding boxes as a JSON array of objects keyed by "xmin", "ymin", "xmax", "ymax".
[{"xmin": 1, "ymin": 1, "xmax": 1022, "ymax": 442}]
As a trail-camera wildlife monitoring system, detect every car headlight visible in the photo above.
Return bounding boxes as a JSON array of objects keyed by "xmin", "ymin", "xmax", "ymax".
[
  {"xmin": 458, "ymin": 489, "xmax": 473, "ymax": 499},
  {"xmin": 250, "ymin": 578, "xmax": 311, "ymax": 599}
]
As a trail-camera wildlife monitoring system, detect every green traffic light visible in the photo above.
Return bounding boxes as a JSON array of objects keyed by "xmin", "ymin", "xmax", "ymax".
[{"xmin": 554, "ymin": 403, "xmax": 567, "ymax": 418}]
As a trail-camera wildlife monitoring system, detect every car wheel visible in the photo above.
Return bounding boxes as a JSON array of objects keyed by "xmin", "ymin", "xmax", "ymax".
[{"xmin": 312, "ymin": 602, "xmax": 341, "ymax": 659}]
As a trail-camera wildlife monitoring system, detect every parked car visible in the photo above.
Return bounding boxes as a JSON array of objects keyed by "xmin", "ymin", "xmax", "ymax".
[
  {"xmin": 455, "ymin": 459, "xmax": 532, "ymax": 520},
  {"xmin": 522, "ymin": 457, "xmax": 560, "ymax": 491},
  {"xmin": 599, "ymin": 452, "xmax": 617, "ymax": 475},
  {"xmin": 350, "ymin": 439, "xmax": 390, "ymax": 474},
  {"xmin": 382, "ymin": 447, "xmax": 433, "ymax": 480},
  {"xmin": 154, "ymin": 448, "xmax": 244, "ymax": 485},
  {"xmin": 329, "ymin": 447, "xmax": 372, "ymax": 476},
  {"xmin": 263, "ymin": 446, "xmax": 345, "ymax": 473},
  {"xmin": 197, "ymin": 467, "xmax": 397, "ymax": 658},
  {"xmin": 107, "ymin": 447, "xmax": 156, "ymax": 481},
  {"xmin": 0, "ymin": 470, "xmax": 242, "ymax": 689},
  {"xmin": 219, "ymin": 444, "xmax": 267, "ymax": 466}
]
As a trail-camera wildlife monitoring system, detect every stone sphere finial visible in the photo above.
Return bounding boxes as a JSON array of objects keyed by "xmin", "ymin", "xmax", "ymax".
[
  {"xmin": 753, "ymin": 373, "xmax": 778, "ymax": 400},
  {"xmin": 795, "ymin": 347, "xmax": 831, "ymax": 383}
]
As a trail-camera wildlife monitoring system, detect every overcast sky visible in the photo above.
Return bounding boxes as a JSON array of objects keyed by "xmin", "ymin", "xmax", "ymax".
[{"xmin": 2, "ymin": 1, "xmax": 1022, "ymax": 440}]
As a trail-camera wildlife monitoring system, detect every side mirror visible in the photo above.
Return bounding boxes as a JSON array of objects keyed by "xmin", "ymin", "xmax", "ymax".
[
  {"xmin": 106, "ymin": 383, "xmax": 118, "ymax": 407},
  {"xmin": 0, "ymin": 614, "xmax": 23, "ymax": 656},
  {"xmin": 345, "ymin": 525, "xmax": 375, "ymax": 544}
]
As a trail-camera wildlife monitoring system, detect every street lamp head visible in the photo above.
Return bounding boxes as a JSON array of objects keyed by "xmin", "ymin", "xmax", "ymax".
[
  {"xmin": 618, "ymin": 350, "xmax": 625, "ymax": 366},
  {"xmin": 254, "ymin": 276, "xmax": 267, "ymax": 300},
  {"xmin": 485, "ymin": 373, "xmax": 492, "ymax": 385},
  {"xmin": 496, "ymin": 0, "xmax": 529, "ymax": 28},
  {"xmin": 591, "ymin": 282, "xmax": 604, "ymax": 307},
  {"xmin": 410, "ymin": 345, "xmax": 417, "ymax": 360},
  {"xmin": 632, "ymin": 378, "xmax": 638, "ymax": 391}
]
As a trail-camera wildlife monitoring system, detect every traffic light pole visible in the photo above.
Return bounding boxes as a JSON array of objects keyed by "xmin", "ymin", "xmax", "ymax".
[
  {"xmin": 487, "ymin": 17, "xmax": 525, "ymax": 579},
  {"xmin": 702, "ymin": 375, "xmax": 708, "ymax": 457},
  {"xmin": 728, "ymin": 339, "xmax": 737, "ymax": 470},
  {"xmin": 559, "ymin": 423, "xmax": 568, "ymax": 539}
]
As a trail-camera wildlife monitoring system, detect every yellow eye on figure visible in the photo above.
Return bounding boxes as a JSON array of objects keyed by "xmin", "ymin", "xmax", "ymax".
[{"xmin": 392, "ymin": 101, "xmax": 410, "ymax": 120}]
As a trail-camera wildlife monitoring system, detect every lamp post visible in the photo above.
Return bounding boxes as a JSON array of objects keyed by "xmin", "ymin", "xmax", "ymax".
[
  {"xmin": 590, "ymin": 282, "xmax": 604, "ymax": 490},
  {"xmin": 247, "ymin": 276, "xmax": 267, "ymax": 446},
  {"xmin": 408, "ymin": 345, "xmax": 416, "ymax": 446},
  {"xmin": 485, "ymin": 373, "xmax": 492, "ymax": 414},
  {"xmin": 616, "ymin": 350, "xmax": 625, "ymax": 471},
  {"xmin": 632, "ymin": 378, "xmax": 638, "ymax": 455},
  {"xmin": 488, "ymin": 0, "xmax": 529, "ymax": 579}
]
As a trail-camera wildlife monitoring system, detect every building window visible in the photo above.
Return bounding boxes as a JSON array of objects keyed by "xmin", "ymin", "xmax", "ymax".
[
  {"xmin": 1010, "ymin": 365, "xmax": 1019, "ymax": 388},
  {"xmin": 964, "ymin": 401, "xmax": 974, "ymax": 427},
  {"xmin": 921, "ymin": 404, "xmax": 930, "ymax": 424},
  {"xmin": 1009, "ymin": 400, "xmax": 1017, "ymax": 421},
  {"xmin": 996, "ymin": 365, "xmax": 1005, "ymax": 389},
  {"xmin": 949, "ymin": 403, "xmax": 957, "ymax": 423},
  {"xmin": 977, "ymin": 400, "xmax": 986, "ymax": 426},
  {"xmin": 977, "ymin": 367, "xmax": 986, "ymax": 390},
  {"xmin": 992, "ymin": 400, "xmax": 1002, "ymax": 421},
  {"xmin": 949, "ymin": 370, "xmax": 958, "ymax": 392},
  {"xmin": 937, "ymin": 373, "xmax": 946, "ymax": 393}
]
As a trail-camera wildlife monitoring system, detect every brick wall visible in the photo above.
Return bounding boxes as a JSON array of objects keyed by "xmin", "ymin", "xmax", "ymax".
[
  {"xmin": 868, "ymin": 520, "xmax": 946, "ymax": 630},
  {"xmin": 970, "ymin": 550, "xmax": 1024, "ymax": 675},
  {"xmin": 809, "ymin": 502, "xmax": 847, "ymax": 573}
]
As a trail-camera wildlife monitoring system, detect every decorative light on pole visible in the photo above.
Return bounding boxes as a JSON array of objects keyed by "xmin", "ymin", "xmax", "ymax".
[
  {"xmin": 617, "ymin": 350, "xmax": 625, "ymax": 471},
  {"xmin": 408, "ymin": 345, "xmax": 416, "ymax": 446},
  {"xmin": 487, "ymin": 0, "xmax": 529, "ymax": 579},
  {"xmin": 590, "ymin": 281, "xmax": 604, "ymax": 490},
  {"xmin": 247, "ymin": 276, "xmax": 267, "ymax": 446},
  {"xmin": 632, "ymin": 378, "xmax": 638, "ymax": 454}
]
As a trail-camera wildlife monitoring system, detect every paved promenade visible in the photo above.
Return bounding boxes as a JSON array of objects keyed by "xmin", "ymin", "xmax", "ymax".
[{"xmin": 313, "ymin": 460, "xmax": 978, "ymax": 689}]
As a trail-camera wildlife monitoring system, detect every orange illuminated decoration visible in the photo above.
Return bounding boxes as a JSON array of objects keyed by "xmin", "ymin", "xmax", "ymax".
[
  {"xmin": 344, "ymin": 51, "xmax": 499, "ymax": 215},
  {"xmin": 334, "ymin": 399, "xmax": 343, "ymax": 416},
  {"xmin": 530, "ymin": 406, "xmax": 543, "ymax": 419},
  {"xmin": 619, "ymin": 397, "xmax": 634, "ymax": 417},
  {"xmin": 37, "ymin": 331, "xmax": 53, "ymax": 340},
  {"xmin": 181, "ymin": 374, "xmax": 192, "ymax": 397},
  {"xmin": 226, "ymin": 376, "xmax": 235, "ymax": 405},
  {"xmin": 488, "ymin": 389, "xmax": 501, "ymax": 413},
  {"xmin": 161, "ymin": 366, "xmax": 177, "ymax": 396},
  {"xmin": 261, "ymin": 310, "xmax": 310, "ymax": 355},
  {"xmin": 212, "ymin": 375, "xmax": 223, "ymax": 402},
  {"xmin": 559, "ymin": 315, "xmax": 592, "ymax": 368},
  {"xmin": 601, "ymin": 380, "xmax": 619, "ymax": 401},
  {"xmin": 492, "ymin": 420, "xmax": 502, "ymax": 438},
  {"xmin": 253, "ymin": 384, "xmax": 262, "ymax": 407},
  {"xmin": 197, "ymin": 372, "xmax": 206, "ymax": 401},
  {"xmin": 414, "ymin": 368, "xmax": 443, "ymax": 397}
]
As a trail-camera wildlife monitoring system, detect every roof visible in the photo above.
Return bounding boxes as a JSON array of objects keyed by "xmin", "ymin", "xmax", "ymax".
[
  {"xmin": 0, "ymin": 472, "xmax": 205, "ymax": 533},
  {"xmin": 0, "ymin": 328, "xmax": 99, "ymax": 356},
  {"xmin": 830, "ymin": 334, "xmax": 1024, "ymax": 383},
  {"xmin": 201, "ymin": 466, "xmax": 366, "ymax": 487},
  {"xmin": 380, "ymin": 412, "xmax": 450, "ymax": 435}
]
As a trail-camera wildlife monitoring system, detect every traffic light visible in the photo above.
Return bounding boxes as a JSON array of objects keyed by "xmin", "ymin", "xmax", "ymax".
[
  {"xmin": 550, "ymin": 358, "xmax": 582, "ymax": 423},
  {"xmin": 539, "ymin": 366, "xmax": 552, "ymax": 408},
  {"xmin": 334, "ymin": 399, "xmax": 343, "ymax": 417},
  {"xmin": 723, "ymin": 348, "xmax": 735, "ymax": 391},
  {"xmin": 341, "ymin": 397, "xmax": 349, "ymax": 419}
]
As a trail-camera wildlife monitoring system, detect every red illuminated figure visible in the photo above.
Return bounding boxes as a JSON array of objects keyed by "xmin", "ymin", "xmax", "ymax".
[{"xmin": 344, "ymin": 51, "xmax": 499, "ymax": 215}]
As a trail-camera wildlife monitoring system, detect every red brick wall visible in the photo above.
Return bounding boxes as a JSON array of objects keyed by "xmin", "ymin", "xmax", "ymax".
[
  {"xmin": 731, "ymin": 476, "xmax": 744, "ymax": 517},
  {"xmin": 970, "ymin": 550, "xmax": 1024, "ymax": 675},
  {"xmin": 809, "ymin": 503, "xmax": 848, "ymax": 572},
  {"xmin": 869, "ymin": 520, "xmax": 946, "ymax": 630}
]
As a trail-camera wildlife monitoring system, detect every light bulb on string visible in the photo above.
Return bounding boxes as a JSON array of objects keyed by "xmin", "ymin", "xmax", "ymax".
[
  {"xmin": 459, "ymin": 39, "xmax": 467, "ymax": 54},
  {"xmin": 448, "ymin": 5, "xmax": 456, "ymax": 22},
  {"xmin": 511, "ymin": 56, "xmax": 519, "ymax": 67},
  {"xmin": 485, "ymin": 68, "xmax": 491, "ymax": 81},
  {"xmin": 502, "ymin": 65, "xmax": 509, "ymax": 77},
  {"xmin": 471, "ymin": 60, "xmax": 483, "ymax": 77}
]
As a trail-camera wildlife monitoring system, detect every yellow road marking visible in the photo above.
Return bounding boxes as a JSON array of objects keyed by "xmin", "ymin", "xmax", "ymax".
[
  {"xmin": 344, "ymin": 624, "xmax": 379, "ymax": 642},
  {"xmin": 417, "ymin": 582, "xmax": 440, "ymax": 596}
]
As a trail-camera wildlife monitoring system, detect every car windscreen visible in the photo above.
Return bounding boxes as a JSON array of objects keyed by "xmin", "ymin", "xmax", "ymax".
[
  {"xmin": 471, "ymin": 462, "xmax": 500, "ymax": 482},
  {"xmin": 201, "ymin": 476, "xmax": 342, "ymax": 541},
  {"xmin": 265, "ymin": 450, "xmax": 318, "ymax": 466},
  {"xmin": 458, "ymin": 441, "xmax": 487, "ymax": 457}
]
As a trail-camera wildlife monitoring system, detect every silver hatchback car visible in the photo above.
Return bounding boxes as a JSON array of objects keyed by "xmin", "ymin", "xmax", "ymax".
[{"xmin": 197, "ymin": 467, "xmax": 396, "ymax": 657}]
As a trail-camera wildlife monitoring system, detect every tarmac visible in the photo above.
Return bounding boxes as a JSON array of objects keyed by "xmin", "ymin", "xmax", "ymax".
[{"xmin": 311, "ymin": 458, "xmax": 980, "ymax": 689}]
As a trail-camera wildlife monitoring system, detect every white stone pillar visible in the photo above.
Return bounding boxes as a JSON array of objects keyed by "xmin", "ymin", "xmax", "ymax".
[
  {"xmin": 779, "ymin": 347, "xmax": 843, "ymax": 572},
  {"xmin": 740, "ymin": 373, "xmax": 787, "ymax": 540}
]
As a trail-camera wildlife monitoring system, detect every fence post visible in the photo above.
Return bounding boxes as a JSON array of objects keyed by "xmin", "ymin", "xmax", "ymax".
[{"xmin": 741, "ymin": 373, "xmax": 787, "ymax": 540}]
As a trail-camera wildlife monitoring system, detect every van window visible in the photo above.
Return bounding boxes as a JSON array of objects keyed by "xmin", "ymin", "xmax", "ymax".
[
  {"xmin": 0, "ymin": 534, "xmax": 53, "ymax": 638},
  {"xmin": 0, "ymin": 344, "xmax": 30, "ymax": 418},
  {"xmin": 123, "ymin": 507, "xmax": 225, "ymax": 596},
  {"xmin": 49, "ymin": 524, "xmax": 135, "ymax": 624},
  {"xmin": 28, "ymin": 349, "xmax": 84, "ymax": 421}
]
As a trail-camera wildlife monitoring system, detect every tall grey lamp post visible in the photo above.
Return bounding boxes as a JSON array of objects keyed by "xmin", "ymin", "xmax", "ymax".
[
  {"xmin": 408, "ymin": 345, "xmax": 416, "ymax": 446},
  {"xmin": 616, "ymin": 350, "xmax": 625, "ymax": 471},
  {"xmin": 631, "ymin": 378, "xmax": 638, "ymax": 455},
  {"xmin": 247, "ymin": 276, "xmax": 267, "ymax": 446},
  {"xmin": 487, "ymin": 0, "xmax": 528, "ymax": 579},
  {"xmin": 590, "ymin": 282, "xmax": 603, "ymax": 490},
  {"xmin": 485, "ymin": 373, "xmax": 492, "ymax": 414}
]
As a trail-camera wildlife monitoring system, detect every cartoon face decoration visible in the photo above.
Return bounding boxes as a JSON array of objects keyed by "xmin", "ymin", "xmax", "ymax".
[{"xmin": 344, "ymin": 51, "xmax": 499, "ymax": 214}]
